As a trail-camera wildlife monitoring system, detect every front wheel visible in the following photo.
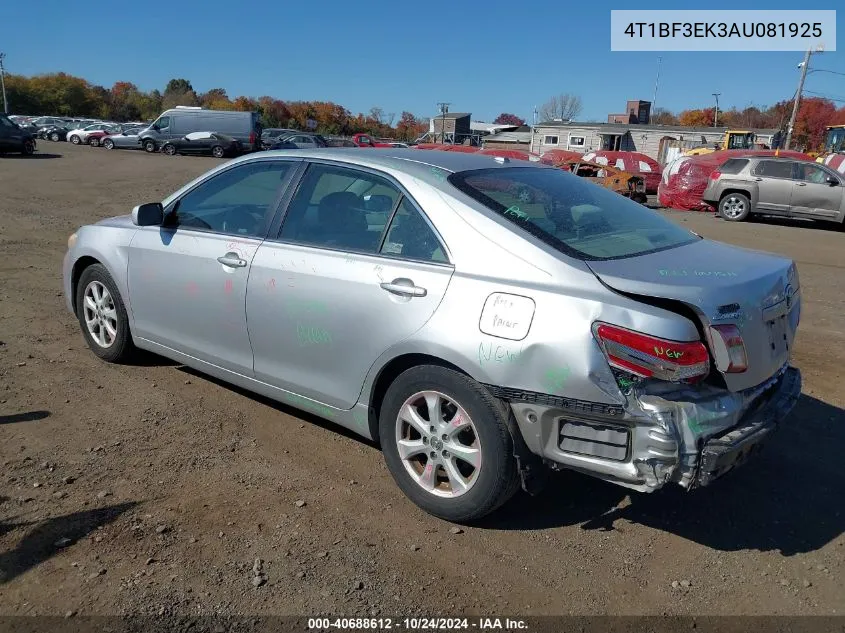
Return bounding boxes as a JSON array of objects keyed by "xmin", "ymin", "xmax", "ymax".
[
  {"xmin": 69, "ymin": 135, "xmax": 81, "ymax": 145},
  {"xmin": 379, "ymin": 365, "xmax": 520, "ymax": 522},
  {"xmin": 719, "ymin": 192, "xmax": 751, "ymax": 222},
  {"xmin": 50, "ymin": 132, "xmax": 60, "ymax": 142},
  {"xmin": 162, "ymin": 144, "xmax": 176, "ymax": 156},
  {"xmin": 211, "ymin": 145, "xmax": 225, "ymax": 158},
  {"xmin": 143, "ymin": 140, "xmax": 157, "ymax": 153},
  {"xmin": 103, "ymin": 138, "xmax": 114, "ymax": 150},
  {"xmin": 75, "ymin": 264, "xmax": 136, "ymax": 363}
]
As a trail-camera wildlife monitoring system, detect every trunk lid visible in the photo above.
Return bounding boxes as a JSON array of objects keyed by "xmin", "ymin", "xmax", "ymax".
[{"xmin": 586, "ymin": 238, "xmax": 800, "ymax": 392}]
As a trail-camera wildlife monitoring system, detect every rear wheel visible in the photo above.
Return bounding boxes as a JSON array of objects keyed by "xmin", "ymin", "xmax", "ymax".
[
  {"xmin": 50, "ymin": 132, "xmax": 60, "ymax": 142},
  {"xmin": 719, "ymin": 192, "xmax": 751, "ymax": 222},
  {"xmin": 103, "ymin": 138, "xmax": 114, "ymax": 150},
  {"xmin": 89, "ymin": 137, "xmax": 99, "ymax": 147},
  {"xmin": 163, "ymin": 144, "xmax": 176, "ymax": 156},
  {"xmin": 69, "ymin": 135, "xmax": 80, "ymax": 145},
  {"xmin": 21, "ymin": 139, "xmax": 35, "ymax": 156},
  {"xmin": 379, "ymin": 365, "xmax": 520, "ymax": 522},
  {"xmin": 75, "ymin": 264, "xmax": 135, "ymax": 363},
  {"xmin": 211, "ymin": 145, "xmax": 225, "ymax": 158},
  {"xmin": 143, "ymin": 140, "xmax": 157, "ymax": 153}
]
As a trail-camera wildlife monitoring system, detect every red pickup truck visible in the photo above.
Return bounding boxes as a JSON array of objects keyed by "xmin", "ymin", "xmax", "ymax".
[{"xmin": 351, "ymin": 133, "xmax": 392, "ymax": 148}]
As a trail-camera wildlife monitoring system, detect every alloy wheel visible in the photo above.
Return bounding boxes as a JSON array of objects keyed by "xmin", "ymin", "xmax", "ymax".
[
  {"xmin": 721, "ymin": 196, "xmax": 746, "ymax": 219},
  {"xmin": 394, "ymin": 390, "xmax": 482, "ymax": 499},
  {"xmin": 83, "ymin": 281, "xmax": 118, "ymax": 349}
]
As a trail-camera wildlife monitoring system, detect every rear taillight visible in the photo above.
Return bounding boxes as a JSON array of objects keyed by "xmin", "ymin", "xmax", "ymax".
[
  {"xmin": 593, "ymin": 323, "xmax": 710, "ymax": 383},
  {"xmin": 249, "ymin": 131, "xmax": 256, "ymax": 144},
  {"xmin": 708, "ymin": 324, "xmax": 748, "ymax": 373},
  {"xmin": 709, "ymin": 170, "xmax": 721, "ymax": 180}
]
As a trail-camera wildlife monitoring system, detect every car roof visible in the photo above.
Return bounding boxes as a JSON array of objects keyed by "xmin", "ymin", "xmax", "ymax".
[{"xmin": 248, "ymin": 148, "xmax": 554, "ymax": 176}]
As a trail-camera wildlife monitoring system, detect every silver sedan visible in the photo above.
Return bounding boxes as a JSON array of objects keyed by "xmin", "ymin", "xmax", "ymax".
[
  {"xmin": 62, "ymin": 149, "xmax": 802, "ymax": 521},
  {"xmin": 101, "ymin": 127, "xmax": 145, "ymax": 150}
]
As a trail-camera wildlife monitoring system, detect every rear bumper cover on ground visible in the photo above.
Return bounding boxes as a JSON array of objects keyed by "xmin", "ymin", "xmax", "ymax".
[{"xmin": 504, "ymin": 365, "xmax": 801, "ymax": 492}]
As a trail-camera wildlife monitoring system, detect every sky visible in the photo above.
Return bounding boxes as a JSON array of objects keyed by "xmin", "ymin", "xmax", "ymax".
[{"xmin": 2, "ymin": 1, "xmax": 843, "ymax": 123}]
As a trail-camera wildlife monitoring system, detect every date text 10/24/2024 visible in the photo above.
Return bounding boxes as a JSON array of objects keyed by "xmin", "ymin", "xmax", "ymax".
[{"xmin": 307, "ymin": 616, "xmax": 529, "ymax": 630}]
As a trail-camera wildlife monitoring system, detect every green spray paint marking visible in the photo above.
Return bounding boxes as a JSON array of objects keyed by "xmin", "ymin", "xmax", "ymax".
[
  {"xmin": 543, "ymin": 367, "xmax": 571, "ymax": 394},
  {"xmin": 504, "ymin": 205, "xmax": 530, "ymax": 220},
  {"xmin": 296, "ymin": 323, "xmax": 332, "ymax": 346},
  {"xmin": 658, "ymin": 269, "xmax": 738, "ymax": 278},
  {"xmin": 430, "ymin": 167, "xmax": 447, "ymax": 182},
  {"xmin": 352, "ymin": 409, "xmax": 369, "ymax": 430},
  {"xmin": 477, "ymin": 341, "xmax": 525, "ymax": 366},
  {"xmin": 284, "ymin": 393, "xmax": 336, "ymax": 418}
]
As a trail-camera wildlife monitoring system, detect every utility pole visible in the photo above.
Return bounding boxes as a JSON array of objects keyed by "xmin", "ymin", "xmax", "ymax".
[
  {"xmin": 436, "ymin": 102, "xmax": 450, "ymax": 144},
  {"xmin": 652, "ymin": 56, "xmax": 662, "ymax": 117},
  {"xmin": 712, "ymin": 93, "xmax": 721, "ymax": 127},
  {"xmin": 785, "ymin": 47, "xmax": 812, "ymax": 150},
  {"xmin": 0, "ymin": 53, "xmax": 8, "ymax": 115}
]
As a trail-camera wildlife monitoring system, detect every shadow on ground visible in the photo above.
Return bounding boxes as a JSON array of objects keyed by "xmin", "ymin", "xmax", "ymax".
[
  {"xmin": 0, "ymin": 411, "xmax": 50, "ymax": 425},
  {"xmin": 0, "ymin": 153, "xmax": 63, "ymax": 160},
  {"xmin": 483, "ymin": 394, "xmax": 844, "ymax": 556},
  {"xmin": 0, "ymin": 501, "xmax": 138, "ymax": 584}
]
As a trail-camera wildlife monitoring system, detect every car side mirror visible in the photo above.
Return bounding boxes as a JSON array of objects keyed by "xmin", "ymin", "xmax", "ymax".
[
  {"xmin": 132, "ymin": 202, "xmax": 164, "ymax": 226},
  {"xmin": 826, "ymin": 175, "xmax": 839, "ymax": 186}
]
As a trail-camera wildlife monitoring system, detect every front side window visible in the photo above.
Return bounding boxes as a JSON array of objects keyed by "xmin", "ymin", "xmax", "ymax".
[
  {"xmin": 278, "ymin": 163, "xmax": 400, "ymax": 253},
  {"xmin": 156, "ymin": 116, "xmax": 170, "ymax": 129},
  {"xmin": 797, "ymin": 163, "xmax": 835, "ymax": 184},
  {"xmin": 753, "ymin": 160, "xmax": 792, "ymax": 179},
  {"xmin": 165, "ymin": 161, "xmax": 292, "ymax": 237},
  {"xmin": 449, "ymin": 167, "xmax": 697, "ymax": 260},
  {"xmin": 380, "ymin": 198, "xmax": 447, "ymax": 263}
]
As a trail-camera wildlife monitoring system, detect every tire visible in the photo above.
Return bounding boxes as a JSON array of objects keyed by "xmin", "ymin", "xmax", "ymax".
[
  {"xmin": 103, "ymin": 138, "xmax": 114, "ymax": 150},
  {"xmin": 75, "ymin": 263, "xmax": 136, "ymax": 363},
  {"xmin": 69, "ymin": 135, "xmax": 81, "ymax": 145},
  {"xmin": 50, "ymin": 132, "xmax": 60, "ymax": 142},
  {"xmin": 21, "ymin": 139, "xmax": 35, "ymax": 156},
  {"xmin": 163, "ymin": 144, "xmax": 176, "ymax": 156},
  {"xmin": 211, "ymin": 145, "xmax": 225, "ymax": 158},
  {"xmin": 719, "ymin": 192, "xmax": 751, "ymax": 222},
  {"xmin": 89, "ymin": 137, "xmax": 99, "ymax": 147},
  {"xmin": 143, "ymin": 140, "xmax": 157, "ymax": 153},
  {"xmin": 379, "ymin": 365, "xmax": 520, "ymax": 523}
]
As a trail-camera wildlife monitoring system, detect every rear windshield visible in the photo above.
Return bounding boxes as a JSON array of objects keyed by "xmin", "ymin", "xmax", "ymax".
[{"xmin": 449, "ymin": 167, "xmax": 698, "ymax": 261}]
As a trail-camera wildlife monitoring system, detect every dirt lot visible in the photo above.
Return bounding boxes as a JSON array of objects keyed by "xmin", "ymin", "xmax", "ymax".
[{"xmin": 1, "ymin": 142, "xmax": 844, "ymax": 619}]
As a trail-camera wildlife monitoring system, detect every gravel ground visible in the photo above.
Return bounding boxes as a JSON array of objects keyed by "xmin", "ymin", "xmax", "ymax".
[{"xmin": 0, "ymin": 142, "xmax": 843, "ymax": 618}]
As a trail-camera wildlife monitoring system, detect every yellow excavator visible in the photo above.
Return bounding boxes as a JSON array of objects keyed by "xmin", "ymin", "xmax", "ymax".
[
  {"xmin": 815, "ymin": 124, "xmax": 845, "ymax": 162},
  {"xmin": 684, "ymin": 130, "xmax": 758, "ymax": 156}
]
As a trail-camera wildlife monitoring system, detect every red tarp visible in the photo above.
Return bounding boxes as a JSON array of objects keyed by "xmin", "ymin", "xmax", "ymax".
[
  {"xmin": 657, "ymin": 149, "xmax": 812, "ymax": 211},
  {"xmin": 582, "ymin": 150, "xmax": 663, "ymax": 193},
  {"xmin": 413, "ymin": 143, "xmax": 479, "ymax": 153},
  {"xmin": 821, "ymin": 153, "xmax": 845, "ymax": 175},
  {"xmin": 540, "ymin": 149, "xmax": 584, "ymax": 164}
]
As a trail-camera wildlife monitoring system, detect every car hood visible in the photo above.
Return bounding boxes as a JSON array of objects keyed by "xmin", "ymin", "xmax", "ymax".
[
  {"xmin": 586, "ymin": 238, "xmax": 800, "ymax": 392},
  {"xmin": 94, "ymin": 214, "xmax": 136, "ymax": 230}
]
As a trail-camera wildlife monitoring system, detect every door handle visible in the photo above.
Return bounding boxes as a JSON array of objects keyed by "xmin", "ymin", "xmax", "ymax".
[
  {"xmin": 380, "ymin": 279, "xmax": 427, "ymax": 297},
  {"xmin": 754, "ymin": 177, "xmax": 763, "ymax": 181},
  {"xmin": 797, "ymin": 182, "xmax": 807, "ymax": 186},
  {"xmin": 217, "ymin": 252, "xmax": 247, "ymax": 267}
]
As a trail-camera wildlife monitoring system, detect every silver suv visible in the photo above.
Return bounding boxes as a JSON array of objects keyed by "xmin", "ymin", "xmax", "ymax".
[{"xmin": 702, "ymin": 156, "xmax": 845, "ymax": 224}]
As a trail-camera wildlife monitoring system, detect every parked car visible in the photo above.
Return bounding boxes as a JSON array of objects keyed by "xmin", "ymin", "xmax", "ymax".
[
  {"xmin": 559, "ymin": 158, "xmax": 648, "ymax": 204},
  {"xmin": 261, "ymin": 128, "xmax": 298, "ymax": 149},
  {"xmin": 325, "ymin": 137, "xmax": 359, "ymax": 148},
  {"xmin": 43, "ymin": 122, "xmax": 82, "ymax": 142},
  {"xmin": 351, "ymin": 132, "xmax": 393, "ymax": 147},
  {"xmin": 101, "ymin": 127, "xmax": 145, "ymax": 150},
  {"xmin": 267, "ymin": 138, "xmax": 300, "ymax": 150},
  {"xmin": 86, "ymin": 128, "xmax": 122, "ymax": 147},
  {"xmin": 67, "ymin": 123, "xmax": 120, "ymax": 145},
  {"xmin": 272, "ymin": 132, "xmax": 329, "ymax": 149},
  {"xmin": 139, "ymin": 107, "xmax": 262, "ymax": 153},
  {"xmin": 161, "ymin": 132, "xmax": 242, "ymax": 158},
  {"xmin": 0, "ymin": 113, "xmax": 37, "ymax": 155},
  {"xmin": 62, "ymin": 149, "xmax": 802, "ymax": 522},
  {"xmin": 702, "ymin": 156, "xmax": 845, "ymax": 224}
]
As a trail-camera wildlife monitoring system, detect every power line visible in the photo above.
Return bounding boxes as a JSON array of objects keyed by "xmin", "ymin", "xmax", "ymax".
[{"xmin": 803, "ymin": 89, "xmax": 845, "ymax": 103}]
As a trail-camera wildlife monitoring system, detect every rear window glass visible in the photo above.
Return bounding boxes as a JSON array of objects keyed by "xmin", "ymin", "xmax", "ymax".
[
  {"xmin": 754, "ymin": 160, "xmax": 793, "ymax": 179},
  {"xmin": 449, "ymin": 167, "xmax": 698, "ymax": 261},
  {"xmin": 719, "ymin": 158, "xmax": 749, "ymax": 174}
]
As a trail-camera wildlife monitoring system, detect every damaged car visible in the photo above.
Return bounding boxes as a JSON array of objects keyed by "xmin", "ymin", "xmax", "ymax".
[{"xmin": 62, "ymin": 149, "xmax": 802, "ymax": 522}]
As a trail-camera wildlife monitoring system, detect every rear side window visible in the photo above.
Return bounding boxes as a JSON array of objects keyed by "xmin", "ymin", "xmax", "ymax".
[
  {"xmin": 449, "ymin": 167, "xmax": 697, "ymax": 261},
  {"xmin": 719, "ymin": 158, "xmax": 749, "ymax": 174},
  {"xmin": 753, "ymin": 160, "xmax": 792, "ymax": 179}
]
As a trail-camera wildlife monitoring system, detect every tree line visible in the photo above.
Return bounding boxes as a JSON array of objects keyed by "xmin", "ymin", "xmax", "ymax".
[{"xmin": 3, "ymin": 73, "xmax": 430, "ymax": 142}]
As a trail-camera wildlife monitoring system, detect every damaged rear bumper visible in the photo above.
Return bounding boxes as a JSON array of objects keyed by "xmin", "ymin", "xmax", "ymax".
[{"xmin": 504, "ymin": 365, "xmax": 801, "ymax": 493}]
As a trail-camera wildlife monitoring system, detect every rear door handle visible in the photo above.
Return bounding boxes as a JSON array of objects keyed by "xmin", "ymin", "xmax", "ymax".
[
  {"xmin": 380, "ymin": 279, "xmax": 427, "ymax": 297},
  {"xmin": 754, "ymin": 177, "xmax": 763, "ymax": 181},
  {"xmin": 797, "ymin": 182, "xmax": 807, "ymax": 186},
  {"xmin": 217, "ymin": 252, "xmax": 247, "ymax": 267}
]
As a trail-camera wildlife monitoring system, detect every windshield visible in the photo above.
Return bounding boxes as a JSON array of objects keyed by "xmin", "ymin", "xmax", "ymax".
[
  {"xmin": 825, "ymin": 127, "xmax": 845, "ymax": 153},
  {"xmin": 449, "ymin": 167, "xmax": 698, "ymax": 260}
]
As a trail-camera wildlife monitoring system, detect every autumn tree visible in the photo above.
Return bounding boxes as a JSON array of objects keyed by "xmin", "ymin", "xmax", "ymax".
[
  {"xmin": 396, "ymin": 111, "xmax": 427, "ymax": 142},
  {"xmin": 162, "ymin": 78, "xmax": 199, "ymax": 109},
  {"xmin": 538, "ymin": 94, "xmax": 582, "ymax": 122},
  {"xmin": 678, "ymin": 108, "xmax": 715, "ymax": 127},
  {"xmin": 493, "ymin": 113, "xmax": 525, "ymax": 126},
  {"xmin": 199, "ymin": 88, "xmax": 232, "ymax": 110},
  {"xmin": 650, "ymin": 108, "xmax": 678, "ymax": 125}
]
